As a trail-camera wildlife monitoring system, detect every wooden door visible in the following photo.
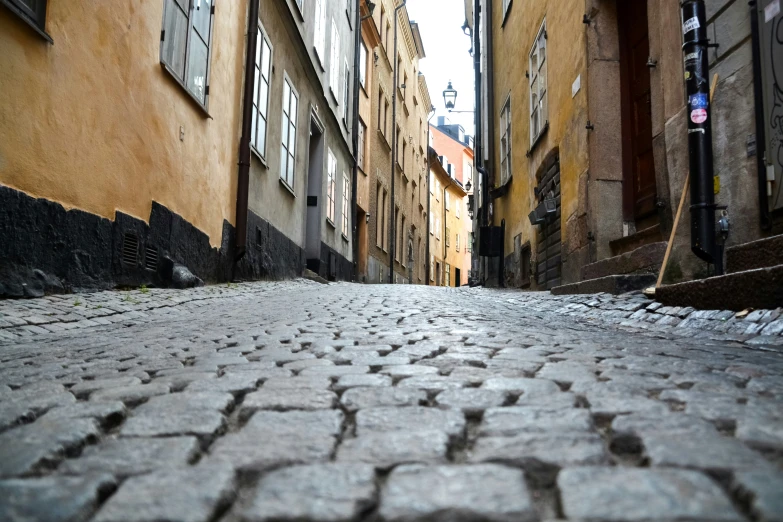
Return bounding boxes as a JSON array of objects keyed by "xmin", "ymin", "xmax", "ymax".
[{"xmin": 619, "ymin": 0, "xmax": 657, "ymax": 222}]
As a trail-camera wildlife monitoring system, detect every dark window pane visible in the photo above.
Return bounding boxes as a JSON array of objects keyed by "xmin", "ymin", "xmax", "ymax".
[
  {"xmin": 192, "ymin": 0, "xmax": 212, "ymax": 41},
  {"xmin": 162, "ymin": 0, "xmax": 188, "ymax": 79},
  {"xmin": 187, "ymin": 28, "xmax": 208, "ymax": 102}
]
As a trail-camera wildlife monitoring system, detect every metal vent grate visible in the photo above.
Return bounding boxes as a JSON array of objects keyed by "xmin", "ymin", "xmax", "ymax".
[
  {"xmin": 122, "ymin": 233, "xmax": 139, "ymax": 267},
  {"xmin": 144, "ymin": 244, "xmax": 158, "ymax": 272}
]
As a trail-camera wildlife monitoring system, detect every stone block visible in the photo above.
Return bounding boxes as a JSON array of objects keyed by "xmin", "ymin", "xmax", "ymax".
[
  {"xmin": 240, "ymin": 388, "xmax": 337, "ymax": 418},
  {"xmin": 337, "ymin": 431, "xmax": 449, "ymax": 469},
  {"xmin": 732, "ymin": 470, "xmax": 783, "ymax": 522},
  {"xmin": 0, "ymin": 474, "xmax": 116, "ymax": 522},
  {"xmin": 341, "ymin": 387, "xmax": 426, "ymax": 412},
  {"xmin": 355, "ymin": 407, "xmax": 465, "ymax": 438},
  {"xmin": 434, "ymin": 388, "xmax": 507, "ymax": 415},
  {"xmin": 479, "ymin": 407, "xmax": 593, "ymax": 437},
  {"xmin": 89, "ymin": 383, "xmax": 170, "ymax": 407}
]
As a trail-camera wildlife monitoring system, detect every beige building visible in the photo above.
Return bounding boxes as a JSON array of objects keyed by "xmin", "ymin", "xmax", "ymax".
[{"xmin": 360, "ymin": 0, "xmax": 432, "ymax": 284}]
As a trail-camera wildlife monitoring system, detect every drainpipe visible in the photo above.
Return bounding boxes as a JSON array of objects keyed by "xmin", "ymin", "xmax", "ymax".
[
  {"xmin": 389, "ymin": 0, "xmax": 407, "ymax": 283},
  {"xmin": 681, "ymin": 0, "xmax": 721, "ymax": 271},
  {"xmin": 425, "ymin": 109, "xmax": 435, "ymax": 284},
  {"xmin": 350, "ymin": 1, "xmax": 366, "ymax": 282},
  {"xmin": 749, "ymin": 0, "xmax": 772, "ymax": 231},
  {"xmin": 234, "ymin": 0, "xmax": 260, "ymax": 267}
]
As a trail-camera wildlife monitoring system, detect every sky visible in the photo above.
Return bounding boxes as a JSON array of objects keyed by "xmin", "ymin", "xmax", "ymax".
[{"xmin": 406, "ymin": 0, "xmax": 476, "ymax": 136}]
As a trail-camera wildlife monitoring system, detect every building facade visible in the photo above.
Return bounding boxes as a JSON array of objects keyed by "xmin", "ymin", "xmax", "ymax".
[
  {"xmin": 471, "ymin": 0, "xmax": 783, "ymax": 291},
  {"xmin": 0, "ymin": 0, "xmax": 359, "ymax": 296},
  {"xmin": 429, "ymin": 148, "xmax": 471, "ymax": 287},
  {"xmin": 361, "ymin": 0, "xmax": 432, "ymax": 285}
]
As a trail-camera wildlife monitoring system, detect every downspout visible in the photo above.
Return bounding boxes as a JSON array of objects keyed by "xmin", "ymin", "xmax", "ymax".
[
  {"xmin": 425, "ymin": 109, "xmax": 435, "ymax": 284},
  {"xmin": 443, "ymin": 176, "xmax": 452, "ymax": 284},
  {"xmin": 234, "ymin": 0, "xmax": 260, "ymax": 268},
  {"xmin": 350, "ymin": 0, "xmax": 364, "ymax": 281},
  {"xmin": 389, "ymin": 0, "xmax": 407, "ymax": 283},
  {"xmin": 750, "ymin": 0, "xmax": 772, "ymax": 231}
]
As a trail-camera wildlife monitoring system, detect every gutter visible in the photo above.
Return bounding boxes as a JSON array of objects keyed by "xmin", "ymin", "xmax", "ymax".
[
  {"xmin": 350, "ymin": 0, "xmax": 363, "ymax": 281},
  {"xmin": 749, "ymin": 0, "xmax": 772, "ymax": 230},
  {"xmin": 425, "ymin": 109, "xmax": 436, "ymax": 284},
  {"xmin": 388, "ymin": 0, "xmax": 407, "ymax": 283},
  {"xmin": 234, "ymin": 0, "xmax": 260, "ymax": 265}
]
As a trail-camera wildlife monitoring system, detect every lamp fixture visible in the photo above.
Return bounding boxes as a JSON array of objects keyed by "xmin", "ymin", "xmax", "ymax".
[
  {"xmin": 443, "ymin": 81, "xmax": 457, "ymax": 110},
  {"xmin": 465, "ymin": 179, "xmax": 472, "ymax": 192}
]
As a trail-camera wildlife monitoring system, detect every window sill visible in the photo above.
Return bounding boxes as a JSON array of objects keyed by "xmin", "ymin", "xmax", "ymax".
[
  {"xmin": 0, "ymin": 1, "xmax": 52, "ymax": 43},
  {"xmin": 161, "ymin": 63, "xmax": 212, "ymax": 118},
  {"xmin": 377, "ymin": 129, "xmax": 392, "ymax": 151},
  {"xmin": 326, "ymin": 218, "xmax": 336, "ymax": 229},
  {"xmin": 501, "ymin": 0, "xmax": 513, "ymax": 28},
  {"xmin": 290, "ymin": 0, "xmax": 305, "ymax": 22},
  {"xmin": 360, "ymin": 83, "xmax": 368, "ymax": 97},
  {"xmin": 279, "ymin": 177, "xmax": 297, "ymax": 197},
  {"xmin": 346, "ymin": 8, "xmax": 353, "ymax": 30},
  {"xmin": 343, "ymin": 117, "xmax": 350, "ymax": 133},
  {"xmin": 313, "ymin": 47, "xmax": 326, "ymax": 72},
  {"xmin": 359, "ymin": 166, "xmax": 367, "ymax": 176},
  {"xmin": 342, "ymin": 233, "xmax": 350, "ymax": 242},
  {"xmin": 251, "ymin": 146, "xmax": 269, "ymax": 169},
  {"xmin": 526, "ymin": 121, "xmax": 549, "ymax": 157}
]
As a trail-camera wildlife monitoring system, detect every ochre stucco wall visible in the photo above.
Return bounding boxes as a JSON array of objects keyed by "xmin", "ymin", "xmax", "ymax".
[
  {"xmin": 491, "ymin": 0, "xmax": 588, "ymax": 281},
  {"xmin": 0, "ymin": 1, "xmax": 245, "ymax": 246}
]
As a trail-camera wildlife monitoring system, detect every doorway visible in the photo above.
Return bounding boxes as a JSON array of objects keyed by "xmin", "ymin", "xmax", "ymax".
[
  {"xmin": 455, "ymin": 267, "xmax": 461, "ymax": 288},
  {"xmin": 306, "ymin": 113, "xmax": 325, "ymax": 272},
  {"xmin": 435, "ymin": 261, "xmax": 441, "ymax": 287},
  {"xmin": 618, "ymin": 0, "xmax": 657, "ymax": 227}
]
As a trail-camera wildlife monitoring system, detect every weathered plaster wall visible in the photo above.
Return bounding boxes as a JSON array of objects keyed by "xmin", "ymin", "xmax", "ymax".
[
  {"xmin": 0, "ymin": 1, "xmax": 245, "ymax": 246},
  {"xmin": 491, "ymin": 0, "xmax": 589, "ymax": 287}
]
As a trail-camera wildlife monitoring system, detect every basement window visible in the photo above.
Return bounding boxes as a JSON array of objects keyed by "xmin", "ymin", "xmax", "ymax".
[
  {"xmin": 1, "ymin": 0, "xmax": 51, "ymax": 42},
  {"xmin": 160, "ymin": 0, "xmax": 215, "ymax": 111}
]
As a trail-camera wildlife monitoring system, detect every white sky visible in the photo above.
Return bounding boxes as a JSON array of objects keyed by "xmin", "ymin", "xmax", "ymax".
[{"xmin": 406, "ymin": 0, "xmax": 476, "ymax": 136}]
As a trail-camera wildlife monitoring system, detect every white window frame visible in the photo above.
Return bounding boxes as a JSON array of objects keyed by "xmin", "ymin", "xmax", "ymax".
[
  {"xmin": 500, "ymin": 94, "xmax": 512, "ymax": 186},
  {"xmin": 280, "ymin": 75, "xmax": 299, "ymax": 189},
  {"xmin": 430, "ymin": 256, "xmax": 434, "ymax": 281},
  {"xmin": 252, "ymin": 21, "xmax": 273, "ymax": 159},
  {"xmin": 456, "ymin": 233, "xmax": 460, "ymax": 252},
  {"xmin": 327, "ymin": 149, "xmax": 336, "ymax": 225},
  {"xmin": 330, "ymin": 20, "xmax": 341, "ymax": 102},
  {"xmin": 314, "ymin": 0, "xmax": 326, "ymax": 66},
  {"xmin": 343, "ymin": 59, "xmax": 350, "ymax": 120},
  {"xmin": 445, "ymin": 191, "xmax": 450, "ymax": 211},
  {"xmin": 342, "ymin": 173, "xmax": 350, "ymax": 237},
  {"xmin": 529, "ymin": 19, "xmax": 548, "ymax": 147},
  {"xmin": 358, "ymin": 119, "xmax": 366, "ymax": 171},
  {"xmin": 359, "ymin": 40, "xmax": 368, "ymax": 89}
]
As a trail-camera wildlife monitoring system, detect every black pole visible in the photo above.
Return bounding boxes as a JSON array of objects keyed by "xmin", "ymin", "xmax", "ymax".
[
  {"xmin": 749, "ymin": 0, "xmax": 772, "ymax": 231},
  {"xmin": 389, "ymin": 0, "xmax": 406, "ymax": 283},
  {"xmin": 350, "ymin": 0, "xmax": 363, "ymax": 281},
  {"xmin": 425, "ymin": 109, "xmax": 435, "ymax": 284},
  {"xmin": 472, "ymin": 0, "xmax": 484, "ymax": 283},
  {"xmin": 681, "ymin": 0, "xmax": 717, "ymax": 266}
]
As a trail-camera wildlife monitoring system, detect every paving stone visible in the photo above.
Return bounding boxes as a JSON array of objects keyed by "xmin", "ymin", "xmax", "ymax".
[
  {"xmin": 379, "ymin": 464, "xmax": 536, "ymax": 522},
  {"xmin": 59, "ymin": 436, "xmax": 200, "ymax": 478},
  {"xmin": 142, "ymin": 391, "xmax": 235, "ymax": 413},
  {"xmin": 0, "ymin": 417, "xmax": 100, "ymax": 477},
  {"xmin": 356, "ymin": 407, "xmax": 466, "ymax": 437},
  {"xmin": 184, "ymin": 374, "xmax": 259, "ymax": 395},
  {"xmin": 89, "ymin": 383, "xmax": 170, "ymax": 406},
  {"xmin": 641, "ymin": 430, "xmax": 772, "ymax": 473},
  {"xmin": 611, "ymin": 413, "xmax": 718, "ymax": 438},
  {"xmin": 152, "ymin": 372, "xmax": 217, "ymax": 392},
  {"xmin": 262, "ymin": 376, "xmax": 332, "ymax": 390},
  {"xmin": 240, "ymin": 388, "xmax": 337, "ymax": 418},
  {"xmin": 70, "ymin": 377, "xmax": 143, "ymax": 399},
  {"xmin": 469, "ymin": 433, "xmax": 609, "ymax": 485},
  {"xmin": 238, "ymin": 463, "xmax": 377, "ymax": 522},
  {"xmin": 121, "ymin": 404, "xmax": 227, "ymax": 443},
  {"xmin": 481, "ymin": 377, "xmax": 560, "ymax": 397},
  {"xmin": 558, "ymin": 467, "xmax": 742, "ymax": 521},
  {"xmin": 92, "ymin": 465, "xmax": 236, "ymax": 522},
  {"xmin": 341, "ymin": 387, "xmax": 426, "ymax": 412},
  {"xmin": 434, "ymin": 388, "xmax": 507, "ymax": 414},
  {"xmin": 0, "ymin": 392, "xmax": 77, "ymax": 432},
  {"xmin": 337, "ymin": 431, "xmax": 449, "ymax": 469},
  {"xmin": 334, "ymin": 373, "xmax": 392, "ymax": 391},
  {"xmin": 378, "ymin": 365, "xmax": 439, "ymax": 378},
  {"xmin": 397, "ymin": 375, "xmax": 469, "ymax": 393},
  {"xmin": 0, "ymin": 474, "xmax": 116, "ymax": 522},
  {"xmin": 736, "ymin": 415, "xmax": 783, "ymax": 451},
  {"xmin": 479, "ymin": 407, "xmax": 593, "ymax": 436},
  {"xmin": 732, "ymin": 470, "xmax": 783, "ymax": 522},
  {"xmin": 43, "ymin": 401, "xmax": 127, "ymax": 428}
]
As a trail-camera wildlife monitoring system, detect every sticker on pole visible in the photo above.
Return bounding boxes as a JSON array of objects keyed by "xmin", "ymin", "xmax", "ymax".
[
  {"xmin": 682, "ymin": 17, "xmax": 700, "ymax": 34},
  {"xmin": 689, "ymin": 93, "xmax": 709, "ymax": 110},
  {"xmin": 691, "ymin": 108, "xmax": 708, "ymax": 124}
]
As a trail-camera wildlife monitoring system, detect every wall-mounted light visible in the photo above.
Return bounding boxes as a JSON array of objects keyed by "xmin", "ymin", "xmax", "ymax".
[
  {"xmin": 366, "ymin": 212, "xmax": 371, "ymax": 224},
  {"xmin": 443, "ymin": 81, "xmax": 457, "ymax": 110}
]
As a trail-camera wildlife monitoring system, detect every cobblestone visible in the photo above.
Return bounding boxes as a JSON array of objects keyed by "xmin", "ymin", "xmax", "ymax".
[{"xmin": 0, "ymin": 280, "xmax": 782, "ymax": 520}]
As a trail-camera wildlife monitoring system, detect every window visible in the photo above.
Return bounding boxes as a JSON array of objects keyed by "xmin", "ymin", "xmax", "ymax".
[
  {"xmin": 436, "ymin": 218, "xmax": 441, "ymax": 240},
  {"xmin": 342, "ymin": 174, "xmax": 350, "ymax": 237},
  {"xmin": 330, "ymin": 21, "xmax": 341, "ymax": 101},
  {"xmin": 446, "ymin": 227, "xmax": 451, "ymax": 247},
  {"xmin": 394, "ymin": 207, "xmax": 400, "ymax": 261},
  {"xmin": 446, "ymin": 264, "xmax": 451, "ymax": 286},
  {"xmin": 500, "ymin": 95, "xmax": 512, "ymax": 185},
  {"xmin": 468, "ymin": 232, "xmax": 473, "ymax": 253},
  {"xmin": 280, "ymin": 77, "xmax": 299, "ymax": 188},
  {"xmin": 436, "ymin": 180, "xmax": 441, "ymax": 200},
  {"xmin": 402, "ymin": 140, "xmax": 407, "ymax": 172},
  {"xmin": 252, "ymin": 23, "xmax": 273, "ymax": 158},
  {"xmin": 385, "ymin": 21, "xmax": 391, "ymax": 52},
  {"xmin": 530, "ymin": 20, "xmax": 548, "ymax": 146},
  {"xmin": 445, "ymin": 191, "xmax": 450, "ymax": 211},
  {"xmin": 160, "ymin": 0, "xmax": 215, "ymax": 107},
  {"xmin": 359, "ymin": 40, "xmax": 368, "ymax": 89},
  {"xmin": 456, "ymin": 199, "xmax": 460, "ymax": 219},
  {"xmin": 429, "ymin": 213, "xmax": 434, "ymax": 235},
  {"xmin": 358, "ymin": 120, "xmax": 366, "ymax": 171},
  {"xmin": 430, "ymin": 172, "xmax": 434, "ymax": 194},
  {"xmin": 430, "ymin": 256, "xmax": 435, "ymax": 281},
  {"xmin": 314, "ymin": 0, "xmax": 326, "ymax": 64},
  {"xmin": 376, "ymin": 183, "xmax": 384, "ymax": 247},
  {"xmin": 327, "ymin": 150, "xmax": 336, "ymax": 224},
  {"xmin": 400, "ymin": 216, "xmax": 406, "ymax": 266},
  {"xmin": 343, "ymin": 60, "xmax": 351, "ymax": 120},
  {"xmin": 379, "ymin": 8, "xmax": 385, "ymax": 50},
  {"xmin": 2, "ymin": 0, "xmax": 48, "ymax": 37},
  {"xmin": 456, "ymin": 234, "xmax": 460, "ymax": 252},
  {"xmin": 502, "ymin": 0, "xmax": 512, "ymax": 21}
]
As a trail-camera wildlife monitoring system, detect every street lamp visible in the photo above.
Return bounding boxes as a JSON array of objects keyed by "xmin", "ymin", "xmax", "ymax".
[
  {"xmin": 465, "ymin": 179, "xmax": 472, "ymax": 192},
  {"xmin": 443, "ymin": 81, "xmax": 457, "ymax": 110}
]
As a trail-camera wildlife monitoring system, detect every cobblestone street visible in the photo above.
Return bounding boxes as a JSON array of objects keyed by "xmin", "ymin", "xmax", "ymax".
[{"xmin": 0, "ymin": 280, "xmax": 782, "ymax": 521}]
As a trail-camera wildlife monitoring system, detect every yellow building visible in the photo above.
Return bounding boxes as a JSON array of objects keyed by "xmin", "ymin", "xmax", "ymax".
[
  {"xmin": 361, "ymin": 0, "xmax": 432, "ymax": 284},
  {"xmin": 429, "ymin": 149, "xmax": 470, "ymax": 287}
]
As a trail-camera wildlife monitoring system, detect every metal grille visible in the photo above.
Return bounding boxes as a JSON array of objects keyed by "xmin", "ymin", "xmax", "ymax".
[
  {"xmin": 144, "ymin": 244, "xmax": 158, "ymax": 272},
  {"xmin": 121, "ymin": 232, "xmax": 139, "ymax": 267},
  {"xmin": 536, "ymin": 155, "xmax": 562, "ymax": 290}
]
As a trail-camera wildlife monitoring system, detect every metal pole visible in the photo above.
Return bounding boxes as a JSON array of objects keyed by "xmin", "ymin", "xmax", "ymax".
[
  {"xmin": 681, "ymin": 0, "xmax": 718, "ymax": 268},
  {"xmin": 389, "ymin": 0, "xmax": 407, "ymax": 283},
  {"xmin": 350, "ymin": 0, "xmax": 363, "ymax": 281},
  {"xmin": 425, "ymin": 108, "xmax": 435, "ymax": 285}
]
